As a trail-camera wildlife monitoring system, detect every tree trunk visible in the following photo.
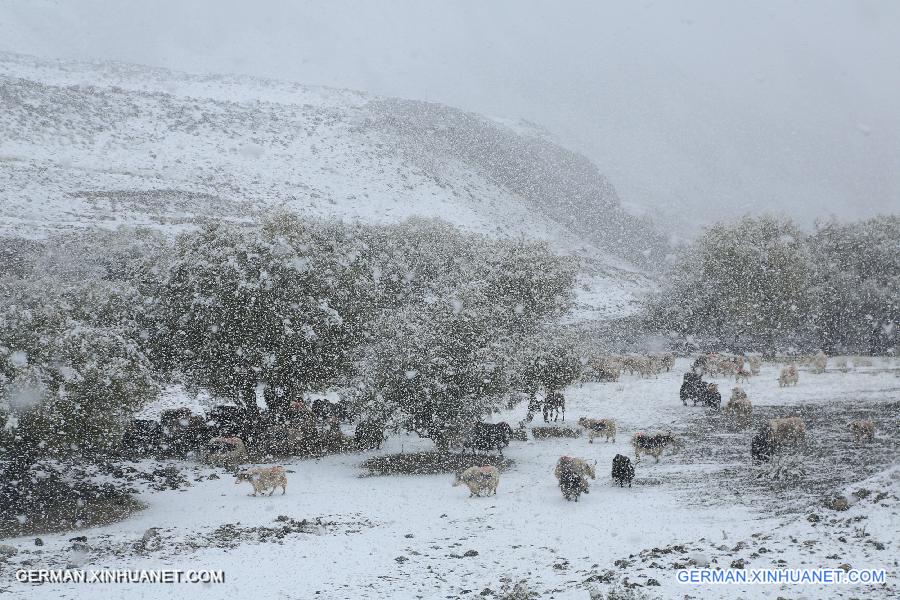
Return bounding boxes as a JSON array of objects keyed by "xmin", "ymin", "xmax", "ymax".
[{"xmin": 239, "ymin": 380, "xmax": 260, "ymax": 420}]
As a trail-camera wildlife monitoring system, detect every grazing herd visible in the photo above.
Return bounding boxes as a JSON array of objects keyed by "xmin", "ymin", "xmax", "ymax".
[
  {"xmin": 120, "ymin": 352, "xmax": 881, "ymax": 503},
  {"xmin": 453, "ymin": 352, "xmax": 880, "ymax": 502}
]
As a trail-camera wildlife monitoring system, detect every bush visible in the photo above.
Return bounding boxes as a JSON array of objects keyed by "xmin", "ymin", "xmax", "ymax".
[{"xmin": 360, "ymin": 451, "xmax": 513, "ymax": 476}]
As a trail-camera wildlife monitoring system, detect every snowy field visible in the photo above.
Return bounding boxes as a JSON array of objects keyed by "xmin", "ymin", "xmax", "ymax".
[{"xmin": 1, "ymin": 359, "xmax": 898, "ymax": 599}]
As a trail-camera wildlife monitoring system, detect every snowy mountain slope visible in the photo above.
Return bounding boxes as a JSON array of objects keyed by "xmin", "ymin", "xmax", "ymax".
[{"xmin": 0, "ymin": 51, "xmax": 659, "ymax": 319}]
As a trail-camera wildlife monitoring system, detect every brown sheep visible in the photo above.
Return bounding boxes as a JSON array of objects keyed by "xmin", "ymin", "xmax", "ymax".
[
  {"xmin": 631, "ymin": 431, "xmax": 682, "ymax": 463},
  {"xmin": 578, "ymin": 417, "xmax": 617, "ymax": 443},
  {"xmin": 768, "ymin": 417, "xmax": 806, "ymax": 447},
  {"xmin": 554, "ymin": 456, "xmax": 596, "ymax": 481},
  {"xmin": 235, "ymin": 466, "xmax": 287, "ymax": 496},
  {"xmin": 849, "ymin": 419, "xmax": 875, "ymax": 443}
]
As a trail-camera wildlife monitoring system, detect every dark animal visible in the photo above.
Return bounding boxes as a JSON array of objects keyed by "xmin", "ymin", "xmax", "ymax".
[
  {"xmin": 680, "ymin": 372, "xmax": 704, "ymax": 406},
  {"xmin": 159, "ymin": 408, "xmax": 210, "ymax": 457},
  {"xmin": 311, "ymin": 399, "xmax": 353, "ymax": 423},
  {"xmin": 206, "ymin": 405, "xmax": 247, "ymax": 438},
  {"xmin": 355, "ymin": 420, "xmax": 386, "ymax": 450},
  {"xmin": 542, "ymin": 391, "xmax": 566, "ymax": 422},
  {"xmin": 691, "ymin": 356, "xmax": 708, "ymax": 373},
  {"xmin": 334, "ymin": 400, "xmax": 354, "ymax": 423},
  {"xmin": 612, "ymin": 454, "xmax": 635, "ymax": 487},
  {"xmin": 120, "ymin": 419, "xmax": 162, "ymax": 458},
  {"xmin": 698, "ymin": 383, "xmax": 722, "ymax": 409},
  {"xmin": 468, "ymin": 422, "xmax": 514, "ymax": 455},
  {"xmin": 751, "ymin": 425, "xmax": 774, "ymax": 462},
  {"xmin": 557, "ymin": 460, "xmax": 590, "ymax": 501},
  {"xmin": 525, "ymin": 395, "xmax": 542, "ymax": 423},
  {"xmin": 311, "ymin": 399, "xmax": 333, "ymax": 421}
]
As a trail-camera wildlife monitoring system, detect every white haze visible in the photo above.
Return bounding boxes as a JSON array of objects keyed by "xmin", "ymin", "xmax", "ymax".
[{"xmin": 1, "ymin": 0, "xmax": 898, "ymax": 235}]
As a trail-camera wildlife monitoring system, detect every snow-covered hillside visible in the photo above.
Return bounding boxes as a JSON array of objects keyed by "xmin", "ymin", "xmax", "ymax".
[{"xmin": 0, "ymin": 51, "xmax": 661, "ymax": 320}]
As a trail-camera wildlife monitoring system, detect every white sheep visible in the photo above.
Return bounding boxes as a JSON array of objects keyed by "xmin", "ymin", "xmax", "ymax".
[{"xmin": 453, "ymin": 465, "xmax": 499, "ymax": 497}]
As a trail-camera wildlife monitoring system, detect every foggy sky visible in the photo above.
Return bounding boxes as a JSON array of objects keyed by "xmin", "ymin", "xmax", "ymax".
[{"xmin": 1, "ymin": 0, "xmax": 898, "ymax": 236}]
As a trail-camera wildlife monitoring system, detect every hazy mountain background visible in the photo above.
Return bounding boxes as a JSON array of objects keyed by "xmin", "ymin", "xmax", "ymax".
[{"xmin": 1, "ymin": 0, "xmax": 897, "ymax": 239}]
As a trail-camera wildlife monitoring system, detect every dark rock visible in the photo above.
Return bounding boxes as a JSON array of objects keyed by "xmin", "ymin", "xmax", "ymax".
[
  {"xmin": 732, "ymin": 541, "xmax": 749, "ymax": 551},
  {"xmin": 34, "ymin": 538, "xmax": 43, "ymax": 547},
  {"xmin": 480, "ymin": 588, "xmax": 494, "ymax": 596},
  {"xmin": 807, "ymin": 513, "xmax": 821, "ymax": 523},
  {"xmin": 405, "ymin": 534, "xmax": 414, "ymax": 538},
  {"xmin": 730, "ymin": 559, "xmax": 746, "ymax": 569},
  {"xmin": 463, "ymin": 550, "xmax": 479, "ymax": 557},
  {"xmin": 838, "ymin": 563, "xmax": 851, "ymax": 573},
  {"xmin": 824, "ymin": 495, "xmax": 850, "ymax": 511},
  {"xmin": 646, "ymin": 579, "xmax": 661, "ymax": 587},
  {"xmin": 395, "ymin": 556, "xmax": 408, "ymax": 563}
]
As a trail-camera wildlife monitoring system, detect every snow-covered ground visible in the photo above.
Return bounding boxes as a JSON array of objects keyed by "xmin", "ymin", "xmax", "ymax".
[{"xmin": 2, "ymin": 359, "xmax": 897, "ymax": 599}]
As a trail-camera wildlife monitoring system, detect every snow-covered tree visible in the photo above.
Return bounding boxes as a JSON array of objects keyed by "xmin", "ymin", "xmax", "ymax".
[
  {"xmin": 148, "ymin": 216, "xmax": 378, "ymax": 419},
  {"xmin": 0, "ymin": 278, "xmax": 156, "ymax": 456},
  {"xmin": 809, "ymin": 216, "xmax": 900, "ymax": 353},
  {"xmin": 359, "ymin": 222, "xmax": 577, "ymax": 448},
  {"xmin": 515, "ymin": 332, "xmax": 583, "ymax": 395},
  {"xmin": 645, "ymin": 216, "xmax": 815, "ymax": 351}
]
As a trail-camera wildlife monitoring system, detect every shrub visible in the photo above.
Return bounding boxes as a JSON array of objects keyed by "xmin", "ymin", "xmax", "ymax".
[{"xmin": 360, "ymin": 451, "xmax": 513, "ymax": 476}]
